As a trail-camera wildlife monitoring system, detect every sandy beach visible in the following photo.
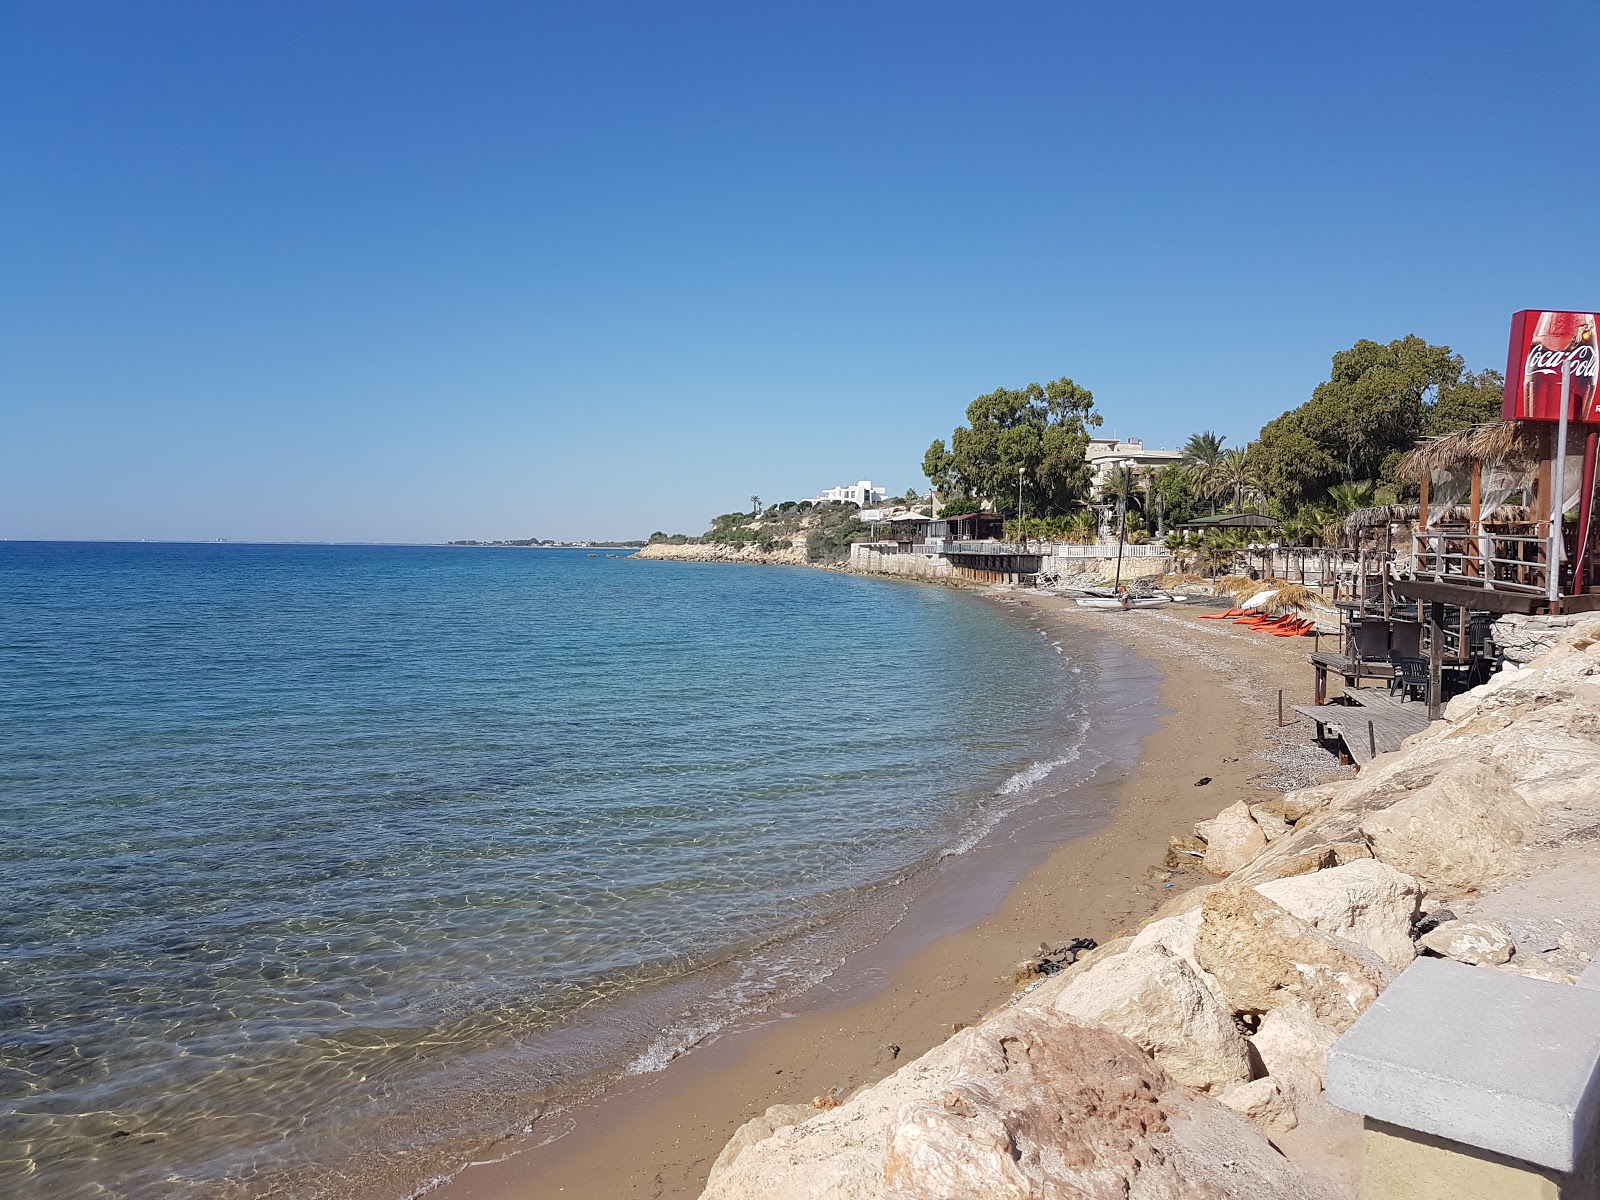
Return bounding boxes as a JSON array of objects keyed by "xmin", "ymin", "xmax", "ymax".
[{"xmin": 434, "ymin": 597, "xmax": 1338, "ymax": 1200}]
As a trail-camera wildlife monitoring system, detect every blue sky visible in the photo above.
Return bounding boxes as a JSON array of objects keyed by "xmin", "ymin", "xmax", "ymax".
[{"xmin": 5, "ymin": 2, "xmax": 1596, "ymax": 542}]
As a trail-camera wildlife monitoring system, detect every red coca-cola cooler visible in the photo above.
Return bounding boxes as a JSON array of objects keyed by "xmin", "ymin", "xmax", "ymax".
[{"xmin": 1504, "ymin": 309, "xmax": 1600, "ymax": 422}]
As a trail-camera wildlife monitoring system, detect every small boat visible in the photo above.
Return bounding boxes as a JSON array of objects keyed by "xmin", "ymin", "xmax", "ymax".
[{"xmin": 1075, "ymin": 594, "xmax": 1173, "ymax": 609}]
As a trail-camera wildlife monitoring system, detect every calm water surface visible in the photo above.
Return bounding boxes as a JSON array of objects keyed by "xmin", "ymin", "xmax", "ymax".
[{"xmin": 0, "ymin": 543, "xmax": 1095, "ymax": 1198}]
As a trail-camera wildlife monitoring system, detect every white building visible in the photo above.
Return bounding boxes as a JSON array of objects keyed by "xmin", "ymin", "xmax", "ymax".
[
  {"xmin": 807, "ymin": 480, "xmax": 887, "ymax": 507},
  {"xmin": 1085, "ymin": 438, "xmax": 1185, "ymax": 491}
]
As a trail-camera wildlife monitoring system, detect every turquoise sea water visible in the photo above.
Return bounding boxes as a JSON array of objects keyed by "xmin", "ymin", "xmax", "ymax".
[{"xmin": 0, "ymin": 543, "xmax": 1100, "ymax": 1198}]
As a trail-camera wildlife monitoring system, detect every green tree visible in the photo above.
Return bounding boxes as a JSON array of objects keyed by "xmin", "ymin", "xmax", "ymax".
[
  {"xmin": 922, "ymin": 378, "xmax": 1102, "ymax": 516},
  {"xmin": 1425, "ymin": 367, "xmax": 1506, "ymax": 435},
  {"xmin": 1181, "ymin": 431, "xmax": 1227, "ymax": 510},
  {"xmin": 1151, "ymin": 463, "xmax": 1202, "ymax": 528},
  {"xmin": 1213, "ymin": 448, "xmax": 1265, "ymax": 512},
  {"xmin": 1252, "ymin": 335, "xmax": 1478, "ymax": 511}
]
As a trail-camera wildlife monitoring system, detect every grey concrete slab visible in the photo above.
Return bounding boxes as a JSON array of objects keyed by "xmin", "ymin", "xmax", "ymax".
[
  {"xmin": 1326, "ymin": 957, "xmax": 1600, "ymax": 1171},
  {"xmin": 1580, "ymin": 961, "xmax": 1600, "ymax": 993}
]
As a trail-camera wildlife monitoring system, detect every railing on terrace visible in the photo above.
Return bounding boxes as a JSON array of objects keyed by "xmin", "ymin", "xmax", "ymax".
[
  {"xmin": 1410, "ymin": 531, "xmax": 1550, "ymax": 597},
  {"xmin": 861, "ymin": 539, "xmax": 1174, "ymax": 558},
  {"xmin": 857, "ymin": 540, "xmax": 1184, "ymax": 560}
]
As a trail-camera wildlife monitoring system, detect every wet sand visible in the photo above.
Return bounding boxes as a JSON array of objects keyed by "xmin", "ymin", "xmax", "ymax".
[{"xmin": 433, "ymin": 597, "xmax": 1329, "ymax": 1200}]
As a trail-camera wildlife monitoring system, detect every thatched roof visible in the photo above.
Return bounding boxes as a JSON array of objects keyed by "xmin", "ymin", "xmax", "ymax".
[
  {"xmin": 1342, "ymin": 501, "xmax": 1537, "ymax": 539},
  {"xmin": 1342, "ymin": 504, "xmax": 1416, "ymax": 536},
  {"xmin": 1396, "ymin": 421, "xmax": 1542, "ymax": 485}
]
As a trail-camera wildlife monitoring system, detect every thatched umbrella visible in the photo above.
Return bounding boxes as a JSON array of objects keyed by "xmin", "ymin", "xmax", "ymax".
[
  {"xmin": 1216, "ymin": 574, "xmax": 1258, "ymax": 602},
  {"xmin": 1263, "ymin": 582, "xmax": 1320, "ymax": 614},
  {"xmin": 1396, "ymin": 421, "xmax": 1542, "ymax": 486}
]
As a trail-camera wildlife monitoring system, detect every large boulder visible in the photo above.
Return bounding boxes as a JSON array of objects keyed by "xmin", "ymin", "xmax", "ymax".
[
  {"xmin": 1203, "ymin": 800, "xmax": 1268, "ymax": 877},
  {"xmin": 1218, "ymin": 1076, "xmax": 1298, "ymax": 1135},
  {"xmin": 701, "ymin": 1006, "xmax": 1346, "ymax": 1200},
  {"xmin": 1249, "ymin": 1004, "xmax": 1339, "ymax": 1091},
  {"xmin": 1193, "ymin": 887, "xmax": 1393, "ymax": 1032},
  {"xmin": 1254, "ymin": 860, "xmax": 1422, "ymax": 970},
  {"xmin": 1047, "ymin": 943, "xmax": 1252, "ymax": 1094},
  {"xmin": 1359, "ymin": 761, "xmax": 1535, "ymax": 896},
  {"xmin": 709, "ymin": 1104, "xmax": 817, "ymax": 1181},
  {"xmin": 1418, "ymin": 919, "xmax": 1515, "ymax": 966}
]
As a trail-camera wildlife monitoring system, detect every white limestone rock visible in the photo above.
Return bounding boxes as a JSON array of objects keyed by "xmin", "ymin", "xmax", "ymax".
[
  {"xmin": 1218, "ymin": 1075, "xmax": 1299, "ymax": 1135},
  {"xmin": 1048, "ymin": 943, "xmax": 1252, "ymax": 1094},
  {"xmin": 700, "ymin": 1006, "xmax": 1347, "ymax": 1200},
  {"xmin": 1255, "ymin": 860, "xmax": 1423, "ymax": 970},
  {"xmin": 1418, "ymin": 919, "xmax": 1515, "ymax": 966},
  {"xmin": 1359, "ymin": 761, "xmax": 1535, "ymax": 896},
  {"xmin": 1194, "ymin": 887, "xmax": 1394, "ymax": 1033},
  {"xmin": 1250, "ymin": 1004, "xmax": 1339, "ymax": 1091},
  {"xmin": 1203, "ymin": 800, "xmax": 1269, "ymax": 877}
]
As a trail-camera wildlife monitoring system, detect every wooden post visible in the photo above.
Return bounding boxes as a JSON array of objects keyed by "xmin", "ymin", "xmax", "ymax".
[
  {"xmin": 1315, "ymin": 663, "xmax": 1328, "ymax": 705},
  {"xmin": 1418, "ymin": 470, "xmax": 1431, "ymax": 567},
  {"xmin": 1428, "ymin": 601, "xmax": 1445, "ymax": 722},
  {"xmin": 1382, "ymin": 559, "xmax": 1391, "ymax": 620},
  {"xmin": 1277, "ymin": 689, "xmax": 1284, "ymax": 727},
  {"xmin": 1368, "ymin": 720, "xmax": 1377, "ymax": 760},
  {"xmin": 1359, "ymin": 549, "xmax": 1367, "ymax": 609}
]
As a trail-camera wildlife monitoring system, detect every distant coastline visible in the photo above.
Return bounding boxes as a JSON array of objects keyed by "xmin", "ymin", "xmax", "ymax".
[{"xmin": 446, "ymin": 538, "xmax": 647, "ymax": 549}]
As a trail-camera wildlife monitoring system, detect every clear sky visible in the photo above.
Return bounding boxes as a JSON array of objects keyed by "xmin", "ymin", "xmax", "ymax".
[{"xmin": 5, "ymin": 2, "xmax": 1596, "ymax": 542}]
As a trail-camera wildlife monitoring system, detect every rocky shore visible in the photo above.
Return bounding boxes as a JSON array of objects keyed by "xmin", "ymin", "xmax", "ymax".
[
  {"xmin": 698, "ymin": 618, "xmax": 1600, "ymax": 1197},
  {"xmin": 633, "ymin": 541, "xmax": 810, "ymax": 566}
]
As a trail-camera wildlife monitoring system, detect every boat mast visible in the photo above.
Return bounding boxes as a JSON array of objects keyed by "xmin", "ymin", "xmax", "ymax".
[{"xmin": 1113, "ymin": 469, "xmax": 1129, "ymax": 591}]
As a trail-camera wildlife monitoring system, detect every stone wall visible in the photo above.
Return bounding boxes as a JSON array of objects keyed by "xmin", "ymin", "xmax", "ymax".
[
  {"xmin": 846, "ymin": 544, "xmax": 956, "ymax": 581},
  {"xmin": 1490, "ymin": 612, "xmax": 1597, "ymax": 664},
  {"xmin": 1040, "ymin": 551, "xmax": 1173, "ymax": 583}
]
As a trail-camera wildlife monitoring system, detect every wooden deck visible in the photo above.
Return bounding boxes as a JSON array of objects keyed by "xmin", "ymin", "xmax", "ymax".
[{"xmin": 1293, "ymin": 691, "xmax": 1435, "ymax": 766}]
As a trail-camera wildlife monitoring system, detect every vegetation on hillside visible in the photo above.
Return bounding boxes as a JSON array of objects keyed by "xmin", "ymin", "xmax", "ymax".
[{"xmin": 649, "ymin": 499, "xmax": 875, "ymax": 563}]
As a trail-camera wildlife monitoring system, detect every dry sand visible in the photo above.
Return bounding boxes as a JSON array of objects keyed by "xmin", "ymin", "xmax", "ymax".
[{"xmin": 433, "ymin": 597, "xmax": 1335, "ymax": 1200}]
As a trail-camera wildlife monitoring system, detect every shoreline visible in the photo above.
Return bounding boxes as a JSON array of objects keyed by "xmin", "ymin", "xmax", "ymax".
[{"xmin": 433, "ymin": 597, "xmax": 1329, "ymax": 1199}]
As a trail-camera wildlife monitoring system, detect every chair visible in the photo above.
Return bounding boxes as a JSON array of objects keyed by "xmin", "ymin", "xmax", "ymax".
[{"xmin": 1389, "ymin": 655, "xmax": 1429, "ymax": 702}]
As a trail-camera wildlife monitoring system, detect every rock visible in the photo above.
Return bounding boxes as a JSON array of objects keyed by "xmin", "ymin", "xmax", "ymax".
[
  {"xmin": 707, "ymin": 1103, "xmax": 815, "ymax": 1181},
  {"xmin": 1048, "ymin": 943, "xmax": 1252, "ymax": 1094},
  {"xmin": 1359, "ymin": 761, "xmax": 1535, "ymax": 896},
  {"xmin": 1226, "ymin": 810, "xmax": 1374, "ymax": 890},
  {"xmin": 1283, "ymin": 784, "xmax": 1344, "ymax": 824},
  {"xmin": 1194, "ymin": 887, "xmax": 1393, "ymax": 1032},
  {"xmin": 1203, "ymin": 801, "xmax": 1269, "ymax": 877},
  {"xmin": 1127, "ymin": 910, "xmax": 1205, "ymax": 977},
  {"xmin": 1491, "ymin": 962, "xmax": 1577, "ymax": 985},
  {"xmin": 1250, "ymin": 1005, "xmax": 1339, "ymax": 1090},
  {"xmin": 1255, "ymin": 860, "xmax": 1423, "ymax": 970},
  {"xmin": 702, "ymin": 1005, "xmax": 1347, "ymax": 1200},
  {"xmin": 1165, "ymin": 835, "xmax": 1206, "ymax": 868},
  {"xmin": 1418, "ymin": 919, "xmax": 1515, "ymax": 966},
  {"xmin": 1250, "ymin": 804, "xmax": 1291, "ymax": 843},
  {"xmin": 1218, "ymin": 1076, "xmax": 1298, "ymax": 1135}
]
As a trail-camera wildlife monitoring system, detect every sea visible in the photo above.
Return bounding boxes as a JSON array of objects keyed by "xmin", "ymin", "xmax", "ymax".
[{"xmin": 0, "ymin": 542, "xmax": 1148, "ymax": 1199}]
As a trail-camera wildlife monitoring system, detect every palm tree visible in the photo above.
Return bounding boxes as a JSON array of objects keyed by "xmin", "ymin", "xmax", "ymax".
[
  {"xmin": 1212, "ymin": 449, "xmax": 1264, "ymax": 513},
  {"xmin": 1182, "ymin": 431, "xmax": 1227, "ymax": 513}
]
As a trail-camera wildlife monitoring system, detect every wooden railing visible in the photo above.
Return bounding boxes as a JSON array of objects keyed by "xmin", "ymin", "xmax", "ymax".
[{"xmin": 1410, "ymin": 531, "xmax": 1550, "ymax": 596}]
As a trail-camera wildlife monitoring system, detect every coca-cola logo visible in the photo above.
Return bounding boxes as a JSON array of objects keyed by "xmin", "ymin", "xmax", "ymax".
[{"xmin": 1528, "ymin": 342, "xmax": 1597, "ymax": 381}]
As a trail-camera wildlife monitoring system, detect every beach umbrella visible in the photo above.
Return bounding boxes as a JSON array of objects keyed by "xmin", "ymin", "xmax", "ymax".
[
  {"xmin": 1241, "ymin": 589, "xmax": 1277, "ymax": 610},
  {"xmin": 1264, "ymin": 583, "xmax": 1319, "ymax": 614}
]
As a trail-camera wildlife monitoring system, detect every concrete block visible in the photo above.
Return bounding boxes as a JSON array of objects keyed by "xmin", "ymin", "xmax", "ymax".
[{"xmin": 1327, "ymin": 957, "xmax": 1600, "ymax": 1172}]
